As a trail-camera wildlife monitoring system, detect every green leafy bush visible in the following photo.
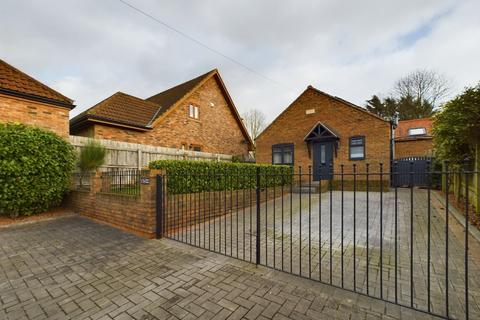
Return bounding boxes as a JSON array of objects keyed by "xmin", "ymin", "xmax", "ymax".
[
  {"xmin": 0, "ymin": 123, "xmax": 76, "ymax": 217},
  {"xmin": 149, "ymin": 160, "xmax": 292, "ymax": 194},
  {"xmin": 433, "ymin": 84, "xmax": 480, "ymax": 164},
  {"xmin": 78, "ymin": 140, "xmax": 107, "ymax": 172}
]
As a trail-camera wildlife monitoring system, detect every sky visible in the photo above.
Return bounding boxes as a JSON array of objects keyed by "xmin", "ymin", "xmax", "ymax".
[{"xmin": 1, "ymin": 0, "xmax": 479, "ymax": 123}]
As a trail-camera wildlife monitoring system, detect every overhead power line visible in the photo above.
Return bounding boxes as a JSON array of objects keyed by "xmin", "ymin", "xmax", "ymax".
[{"xmin": 118, "ymin": 0, "xmax": 287, "ymax": 88}]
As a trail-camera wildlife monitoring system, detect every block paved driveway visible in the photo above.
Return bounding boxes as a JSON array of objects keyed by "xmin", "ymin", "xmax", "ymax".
[
  {"xmin": 169, "ymin": 188, "xmax": 480, "ymax": 319},
  {"xmin": 0, "ymin": 216, "xmax": 440, "ymax": 320}
]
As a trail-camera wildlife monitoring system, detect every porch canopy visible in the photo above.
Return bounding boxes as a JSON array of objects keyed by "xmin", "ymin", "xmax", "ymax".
[
  {"xmin": 304, "ymin": 122, "xmax": 340, "ymax": 158},
  {"xmin": 304, "ymin": 122, "xmax": 340, "ymax": 142}
]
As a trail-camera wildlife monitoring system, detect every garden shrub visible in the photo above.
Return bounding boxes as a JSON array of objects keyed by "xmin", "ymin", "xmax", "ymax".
[
  {"xmin": 149, "ymin": 160, "xmax": 292, "ymax": 194},
  {"xmin": 433, "ymin": 84, "xmax": 480, "ymax": 164},
  {"xmin": 78, "ymin": 140, "xmax": 107, "ymax": 172},
  {"xmin": 0, "ymin": 123, "xmax": 76, "ymax": 217}
]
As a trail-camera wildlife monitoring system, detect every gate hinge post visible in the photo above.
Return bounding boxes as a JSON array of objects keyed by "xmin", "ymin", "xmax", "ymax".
[{"xmin": 155, "ymin": 174, "xmax": 163, "ymax": 239}]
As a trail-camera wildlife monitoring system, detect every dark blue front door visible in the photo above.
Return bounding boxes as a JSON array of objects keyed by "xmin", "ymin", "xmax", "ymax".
[{"xmin": 313, "ymin": 142, "xmax": 333, "ymax": 180}]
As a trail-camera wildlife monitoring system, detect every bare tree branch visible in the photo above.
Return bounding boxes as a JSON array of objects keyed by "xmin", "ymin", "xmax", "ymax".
[
  {"xmin": 242, "ymin": 109, "xmax": 266, "ymax": 141},
  {"xmin": 393, "ymin": 69, "xmax": 450, "ymax": 107}
]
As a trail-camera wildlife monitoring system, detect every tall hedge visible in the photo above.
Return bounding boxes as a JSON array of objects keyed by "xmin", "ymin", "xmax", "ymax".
[
  {"xmin": 0, "ymin": 123, "xmax": 76, "ymax": 217},
  {"xmin": 433, "ymin": 84, "xmax": 480, "ymax": 164},
  {"xmin": 149, "ymin": 160, "xmax": 292, "ymax": 194}
]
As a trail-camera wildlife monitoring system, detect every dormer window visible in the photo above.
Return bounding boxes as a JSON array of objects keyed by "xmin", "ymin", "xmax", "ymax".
[
  {"xmin": 189, "ymin": 104, "xmax": 199, "ymax": 119},
  {"xmin": 408, "ymin": 127, "xmax": 426, "ymax": 136}
]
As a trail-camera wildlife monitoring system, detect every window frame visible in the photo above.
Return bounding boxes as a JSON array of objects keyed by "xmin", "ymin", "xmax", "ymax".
[
  {"xmin": 349, "ymin": 136, "xmax": 365, "ymax": 160},
  {"xmin": 189, "ymin": 144, "xmax": 202, "ymax": 152},
  {"xmin": 188, "ymin": 104, "xmax": 199, "ymax": 119},
  {"xmin": 407, "ymin": 127, "xmax": 426, "ymax": 136},
  {"xmin": 272, "ymin": 143, "xmax": 294, "ymax": 165}
]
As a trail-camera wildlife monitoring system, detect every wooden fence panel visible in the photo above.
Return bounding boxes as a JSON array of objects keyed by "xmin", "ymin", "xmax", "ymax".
[{"xmin": 70, "ymin": 135, "xmax": 232, "ymax": 170}]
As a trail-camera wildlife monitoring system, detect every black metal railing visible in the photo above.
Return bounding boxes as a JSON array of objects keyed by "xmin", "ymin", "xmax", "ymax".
[
  {"xmin": 101, "ymin": 169, "xmax": 141, "ymax": 196},
  {"xmin": 158, "ymin": 160, "xmax": 479, "ymax": 320}
]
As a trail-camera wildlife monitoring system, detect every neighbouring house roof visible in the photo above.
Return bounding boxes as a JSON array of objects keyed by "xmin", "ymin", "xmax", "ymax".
[
  {"xmin": 307, "ymin": 86, "xmax": 389, "ymax": 123},
  {"xmin": 0, "ymin": 58, "xmax": 74, "ymax": 108},
  {"xmin": 395, "ymin": 117, "xmax": 433, "ymax": 141},
  {"xmin": 70, "ymin": 69, "xmax": 254, "ymax": 148},
  {"xmin": 256, "ymin": 85, "xmax": 389, "ymax": 141},
  {"xmin": 146, "ymin": 70, "xmax": 213, "ymax": 121},
  {"xmin": 70, "ymin": 92, "xmax": 162, "ymax": 131}
]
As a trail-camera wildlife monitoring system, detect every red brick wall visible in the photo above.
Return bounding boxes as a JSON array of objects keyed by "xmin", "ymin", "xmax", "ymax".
[
  {"xmin": 66, "ymin": 171, "xmax": 158, "ymax": 238},
  {"xmin": 256, "ymin": 88, "xmax": 391, "ymax": 179},
  {"xmin": 0, "ymin": 94, "xmax": 70, "ymax": 138},
  {"xmin": 395, "ymin": 139, "xmax": 433, "ymax": 158},
  {"xmin": 79, "ymin": 77, "xmax": 249, "ymax": 156},
  {"xmin": 66, "ymin": 170, "xmax": 285, "ymax": 238}
]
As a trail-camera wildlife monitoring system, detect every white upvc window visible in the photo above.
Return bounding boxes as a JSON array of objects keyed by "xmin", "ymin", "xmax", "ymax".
[
  {"xmin": 408, "ymin": 127, "xmax": 426, "ymax": 136},
  {"xmin": 349, "ymin": 136, "xmax": 365, "ymax": 160},
  {"xmin": 189, "ymin": 104, "xmax": 199, "ymax": 119}
]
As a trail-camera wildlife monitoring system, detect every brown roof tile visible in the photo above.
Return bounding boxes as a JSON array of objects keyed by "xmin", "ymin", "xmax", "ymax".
[
  {"xmin": 73, "ymin": 92, "xmax": 161, "ymax": 128},
  {"xmin": 71, "ymin": 71, "xmax": 214, "ymax": 131},
  {"xmin": 395, "ymin": 118, "xmax": 433, "ymax": 139},
  {"xmin": 0, "ymin": 59, "xmax": 73, "ymax": 106},
  {"xmin": 146, "ymin": 69, "xmax": 214, "ymax": 120}
]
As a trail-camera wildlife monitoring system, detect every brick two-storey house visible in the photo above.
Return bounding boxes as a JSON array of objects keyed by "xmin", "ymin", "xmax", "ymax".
[
  {"xmin": 0, "ymin": 59, "xmax": 75, "ymax": 138},
  {"xmin": 70, "ymin": 69, "xmax": 253, "ymax": 156},
  {"xmin": 256, "ymin": 86, "xmax": 392, "ymax": 181}
]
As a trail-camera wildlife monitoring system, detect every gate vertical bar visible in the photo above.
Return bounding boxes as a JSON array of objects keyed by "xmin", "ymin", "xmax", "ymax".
[
  {"xmin": 236, "ymin": 168, "xmax": 240, "ymax": 258},
  {"xmin": 290, "ymin": 167, "xmax": 293, "ymax": 273},
  {"xmin": 243, "ymin": 171, "xmax": 246, "ymax": 260},
  {"xmin": 353, "ymin": 164, "xmax": 357, "ymax": 291},
  {"xmin": 341, "ymin": 164, "xmax": 344, "ymax": 288},
  {"xmin": 274, "ymin": 170, "xmax": 277, "ymax": 268},
  {"xmin": 265, "ymin": 169, "xmax": 269, "ymax": 266},
  {"xmin": 366, "ymin": 163, "xmax": 370, "ymax": 295},
  {"xmin": 464, "ymin": 159, "xmax": 470, "ymax": 320},
  {"xmin": 427, "ymin": 160, "xmax": 431, "ymax": 311},
  {"xmin": 299, "ymin": 166, "xmax": 302, "ymax": 276},
  {"xmin": 281, "ymin": 173, "xmax": 284, "ymax": 271},
  {"xmin": 319, "ymin": 164, "xmax": 322, "ymax": 282},
  {"xmin": 410, "ymin": 160, "xmax": 414, "ymax": 307},
  {"xmin": 394, "ymin": 161, "xmax": 399, "ymax": 304},
  {"xmin": 224, "ymin": 168, "xmax": 227, "ymax": 254},
  {"xmin": 256, "ymin": 167, "xmax": 261, "ymax": 265},
  {"xmin": 380, "ymin": 163, "xmax": 383, "ymax": 299},
  {"xmin": 329, "ymin": 163, "xmax": 333, "ymax": 285},
  {"xmin": 213, "ymin": 170, "xmax": 217, "ymax": 251},
  {"xmin": 250, "ymin": 171, "xmax": 253, "ymax": 262},
  {"xmin": 445, "ymin": 160, "xmax": 450, "ymax": 317},
  {"xmin": 308, "ymin": 166, "xmax": 312, "ymax": 278}
]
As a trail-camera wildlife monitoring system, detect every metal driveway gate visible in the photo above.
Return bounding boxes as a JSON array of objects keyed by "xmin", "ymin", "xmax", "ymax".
[{"xmin": 157, "ymin": 162, "xmax": 477, "ymax": 320}]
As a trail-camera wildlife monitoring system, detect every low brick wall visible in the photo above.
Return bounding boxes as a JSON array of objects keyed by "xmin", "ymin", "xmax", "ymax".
[
  {"xmin": 66, "ymin": 169, "xmax": 286, "ymax": 238},
  {"xmin": 66, "ymin": 170, "xmax": 160, "ymax": 238}
]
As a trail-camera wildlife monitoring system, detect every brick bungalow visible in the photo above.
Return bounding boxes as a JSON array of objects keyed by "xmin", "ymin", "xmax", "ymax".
[
  {"xmin": 255, "ymin": 86, "xmax": 392, "ymax": 181},
  {"xmin": 394, "ymin": 118, "xmax": 433, "ymax": 158},
  {"xmin": 70, "ymin": 69, "xmax": 253, "ymax": 157},
  {"xmin": 0, "ymin": 59, "xmax": 75, "ymax": 137}
]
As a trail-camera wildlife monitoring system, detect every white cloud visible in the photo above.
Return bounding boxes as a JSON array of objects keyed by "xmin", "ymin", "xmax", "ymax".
[{"xmin": 1, "ymin": 0, "xmax": 478, "ymax": 121}]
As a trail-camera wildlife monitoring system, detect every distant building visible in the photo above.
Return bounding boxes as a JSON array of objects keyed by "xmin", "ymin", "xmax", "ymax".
[{"xmin": 394, "ymin": 118, "xmax": 433, "ymax": 158}]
